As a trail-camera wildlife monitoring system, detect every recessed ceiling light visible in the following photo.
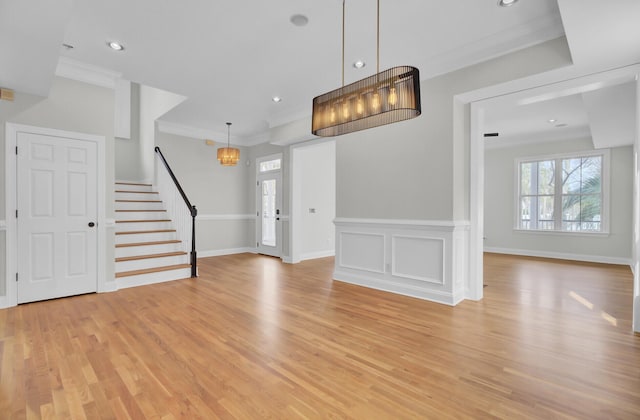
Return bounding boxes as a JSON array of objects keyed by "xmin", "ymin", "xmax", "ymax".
[
  {"xmin": 272, "ymin": 96, "xmax": 282, "ymax": 103},
  {"xmin": 290, "ymin": 14, "xmax": 309, "ymax": 27},
  {"xmin": 498, "ymin": 0, "xmax": 519, "ymax": 7},
  {"xmin": 107, "ymin": 41, "xmax": 124, "ymax": 51},
  {"xmin": 547, "ymin": 118, "xmax": 557, "ymax": 123},
  {"xmin": 353, "ymin": 60, "xmax": 366, "ymax": 69}
]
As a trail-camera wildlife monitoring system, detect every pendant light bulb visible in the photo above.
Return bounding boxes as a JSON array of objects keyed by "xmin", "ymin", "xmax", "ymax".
[
  {"xmin": 388, "ymin": 87, "xmax": 398, "ymax": 106},
  {"xmin": 330, "ymin": 106, "xmax": 337, "ymax": 123},
  {"xmin": 371, "ymin": 92, "xmax": 381, "ymax": 111},
  {"xmin": 356, "ymin": 97, "xmax": 364, "ymax": 115},
  {"xmin": 342, "ymin": 101, "xmax": 350, "ymax": 120}
]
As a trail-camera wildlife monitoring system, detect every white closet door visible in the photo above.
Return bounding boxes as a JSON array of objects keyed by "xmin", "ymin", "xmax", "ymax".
[{"xmin": 17, "ymin": 132, "xmax": 98, "ymax": 303}]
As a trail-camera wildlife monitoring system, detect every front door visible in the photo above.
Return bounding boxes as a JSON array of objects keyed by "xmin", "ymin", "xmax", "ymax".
[
  {"xmin": 256, "ymin": 155, "xmax": 282, "ymax": 257},
  {"xmin": 17, "ymin": 132, "xmax": 98, "ymax": 303}
]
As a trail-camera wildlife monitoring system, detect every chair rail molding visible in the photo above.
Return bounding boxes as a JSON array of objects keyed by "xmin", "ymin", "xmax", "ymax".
[
  {"xmin": 197, "ymin": 214, "xmax": 255, "ymax": 221},
  {"xmin": 333, "ymin": 218, "xmax": 470, "ymax": 306}
]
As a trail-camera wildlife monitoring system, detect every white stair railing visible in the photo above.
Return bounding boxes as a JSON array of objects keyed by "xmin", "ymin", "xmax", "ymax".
[{"xmin": 154, "ymin": 147, "xmax": 197, "ymax": 277}]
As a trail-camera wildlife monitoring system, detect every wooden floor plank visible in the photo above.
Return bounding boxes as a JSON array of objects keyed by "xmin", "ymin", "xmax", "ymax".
[{"xmin": 0, "ymin": 253, "xmax": 638, "ymax": 419}]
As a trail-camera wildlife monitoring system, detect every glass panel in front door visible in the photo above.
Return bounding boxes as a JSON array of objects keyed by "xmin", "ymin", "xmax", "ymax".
[{"xmin": 262, "ymin": 179, "xmax": 277, "ymax": 247}]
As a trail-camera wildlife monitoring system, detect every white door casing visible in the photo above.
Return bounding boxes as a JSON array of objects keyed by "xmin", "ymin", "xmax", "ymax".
[
  {"xmin": 256, "ymin": 154, "xmax": 283, "ymax": 257},
  {"xmin": 17, "ymin": 132, "xmax": 98, "ymax": 303},
  {"xmin": 0, "ymin": 123, "xmax": 105, "ymax": 308}
]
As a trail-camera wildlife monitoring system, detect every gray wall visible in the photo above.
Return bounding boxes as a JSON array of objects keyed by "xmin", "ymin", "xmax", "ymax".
[
  {"xmin": 1, "ymin": 76, "xmax": 116, "ymax": 298},
  {"xmin": 114, "ymin": 83, "xmax": 142, "ymax": 181},
  {"xmin": 155, "ymin": 131, "xmax": 254, "ymax": 253},
  {"xmin": 336, "ymin": 37, "xmax": 573, "ymax": 221},
  {"xmin": 484, "ymin": 137, "xmax": 633, "ymax": 260}
]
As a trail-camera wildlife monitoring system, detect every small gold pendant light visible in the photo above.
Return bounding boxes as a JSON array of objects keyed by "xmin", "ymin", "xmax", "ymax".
[{"xmin": 217, "ymin": 122, "xmax": 240, "ymax": 166}]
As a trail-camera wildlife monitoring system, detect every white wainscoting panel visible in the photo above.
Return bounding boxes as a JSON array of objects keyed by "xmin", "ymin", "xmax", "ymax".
[
  {"xmin": 334, "ymin": 218, "xmax": 469, "ymax": 306},
  {"xmin": 338, "ymin": 232, "xmax": 385, "ymax": 274},
  {"xmin": 392, "ymin": 236, "xmax": 444, "ymax": 284}
]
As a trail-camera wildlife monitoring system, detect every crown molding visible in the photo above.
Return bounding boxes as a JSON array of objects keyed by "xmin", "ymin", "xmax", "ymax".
[
  {"xmin": 421, "ymin": 14, "xmax": 565, "ymax": 80},
  {"xmin": 55, "ymin": 57, "xmax": 122, "ymax": 89},
  {"xmin": 156, "ymin": 120, "xmax": 246, "ymax": 146}
]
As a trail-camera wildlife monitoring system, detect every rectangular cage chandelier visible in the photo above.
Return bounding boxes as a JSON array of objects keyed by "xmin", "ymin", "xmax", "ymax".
[
  {"xmin": 311, "ymin": 0, "xmax": 421, "ymax": 137},
  {"xmin": 312, "ymin": 66, "xmax": 420, "ymax": 137}
]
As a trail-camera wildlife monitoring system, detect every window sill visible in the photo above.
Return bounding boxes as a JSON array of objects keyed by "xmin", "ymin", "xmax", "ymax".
[{"xmin": 513, "ymin": 228, "xmax": 610, "ymax": 237}]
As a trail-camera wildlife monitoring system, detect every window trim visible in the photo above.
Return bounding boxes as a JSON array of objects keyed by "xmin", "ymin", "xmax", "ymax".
[{"xmin": 513, "ymin": 149, "xmax": 610, "ymax": 235}]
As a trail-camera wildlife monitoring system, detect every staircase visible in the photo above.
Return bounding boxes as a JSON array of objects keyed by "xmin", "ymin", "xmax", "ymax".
[{"xmin": 114, "ymin": 182, "xmax": 192, "ymax": 288}]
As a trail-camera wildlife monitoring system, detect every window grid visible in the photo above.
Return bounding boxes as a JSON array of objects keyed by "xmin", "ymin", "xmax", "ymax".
[{"xmin": 517, "ymin": 153, "xmax": 604, "ymax": 233}]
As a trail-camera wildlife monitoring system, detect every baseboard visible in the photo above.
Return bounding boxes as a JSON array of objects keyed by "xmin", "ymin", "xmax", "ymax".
[
  {"xmin": 300, "ymin": 250, "xmax": 335, "ymax": 261},
  {"xmin": 198, "ymin": 247, "xmax": 257, "ymax": 258},
  {"xmin": 99, "ymin": 282, "xmax": 118, "ymax": 293},
  {"xmin": 484, "ymin": 246, "xmax": 633, "ymax": 267},
  {"xmin": 333, "ymin": 270, "xmax": 464, "ymax": 306}
]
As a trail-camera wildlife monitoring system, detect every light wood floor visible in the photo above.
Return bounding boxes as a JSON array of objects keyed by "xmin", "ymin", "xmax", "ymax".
[{"xmin": 1, "ymin": 253, "xmax": 638, "ymax": 419}]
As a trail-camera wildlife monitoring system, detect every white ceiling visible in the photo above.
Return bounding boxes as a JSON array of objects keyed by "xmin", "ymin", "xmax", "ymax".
[
  {"xmin": 484, "ymin": 93, "xmax": 592, "ymax": 144},
  {"xmin": 1, "ymin": 0, "xmax": 564, "ymax": 142},
  {"xmin": 483, "ymin": 0, "xmax": 640, "ymax": 149},
  {"xmin": 3, "ymin": 1, "xmax": 639, "ymax": 146}
]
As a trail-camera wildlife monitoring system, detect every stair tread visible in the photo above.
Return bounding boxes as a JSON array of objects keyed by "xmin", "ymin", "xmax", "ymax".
[
  {"xmin": 116, "ymin": 240, "xmax": 182, "ymax": 248},
  {"xmin": 116, "ymin": 251, "xmax": 188, "ymax": 262},
  {"xmin": 116, "ymin": 229, "xmax": 176, "ymax": 235},
  {"xmin": 115, "ymin": 182, "xmax": 152, "ymax": 186},
  {"xmin": 115, "ymin": 190, "xmax": 159, "ymax": 194},
  {"xmin": 116, "ymin": 209, "xmax": 167, "ymax": 212},
  {"xmin": 115, "ymin": 264, "xmax": 191, "ymax": 278},
  {"xmin": 116, "ymin": 219, "xmax": 172, "ymax": 223}
]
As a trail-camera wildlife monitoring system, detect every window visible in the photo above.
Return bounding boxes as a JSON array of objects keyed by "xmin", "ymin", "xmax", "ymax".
[
  {"xmin": 516, "ymin": 150, "xmax": 608, "ymax": 233},
  {"xmin": 259, "ymin": 158, "xmax": 281, "ymax": 173}
]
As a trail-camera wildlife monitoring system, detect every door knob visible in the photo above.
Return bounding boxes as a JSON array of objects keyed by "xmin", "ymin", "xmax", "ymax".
[{"xmin": 88, "ymin": 222, "xmax": 95, "ymax": 227}]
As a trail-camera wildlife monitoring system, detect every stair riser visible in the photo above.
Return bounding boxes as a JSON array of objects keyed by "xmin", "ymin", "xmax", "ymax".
[
  {"xmin": 116, "ymin": 268, "xmax": 193, "ymax": 290},
  {"xmin": 115, "ymin": 192, "xmax": 161, "ymax": 201},
  {"xmin": 116, "ymin": 232, "xmax": 177, "ymax": 244},
  {"xmin": 115, "ymin": 183, "xmax": 154, "ymax": 192},
  {"xmin": 115, "ymin": 243, "xmax": 184, "ymax": 258},
  {"xmin": 115, "ymin": 211, "xmax": 169, "ymax": 221},
  {"xmin": 116, "ymin": 255, "xmax": 189, "ymax": 272},
  {"xmin": 116, "ymin": 221, "xmax": 173, "ymax": 232},
  {"xmin": 115, "ymin": 201, "xmax": 164, "ymax": 211}
]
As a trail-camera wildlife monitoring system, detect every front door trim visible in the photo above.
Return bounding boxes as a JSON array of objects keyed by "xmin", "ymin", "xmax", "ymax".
[{"xmin": 255, "ymin": 153, "xmax": 283, "ymax": 258}]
